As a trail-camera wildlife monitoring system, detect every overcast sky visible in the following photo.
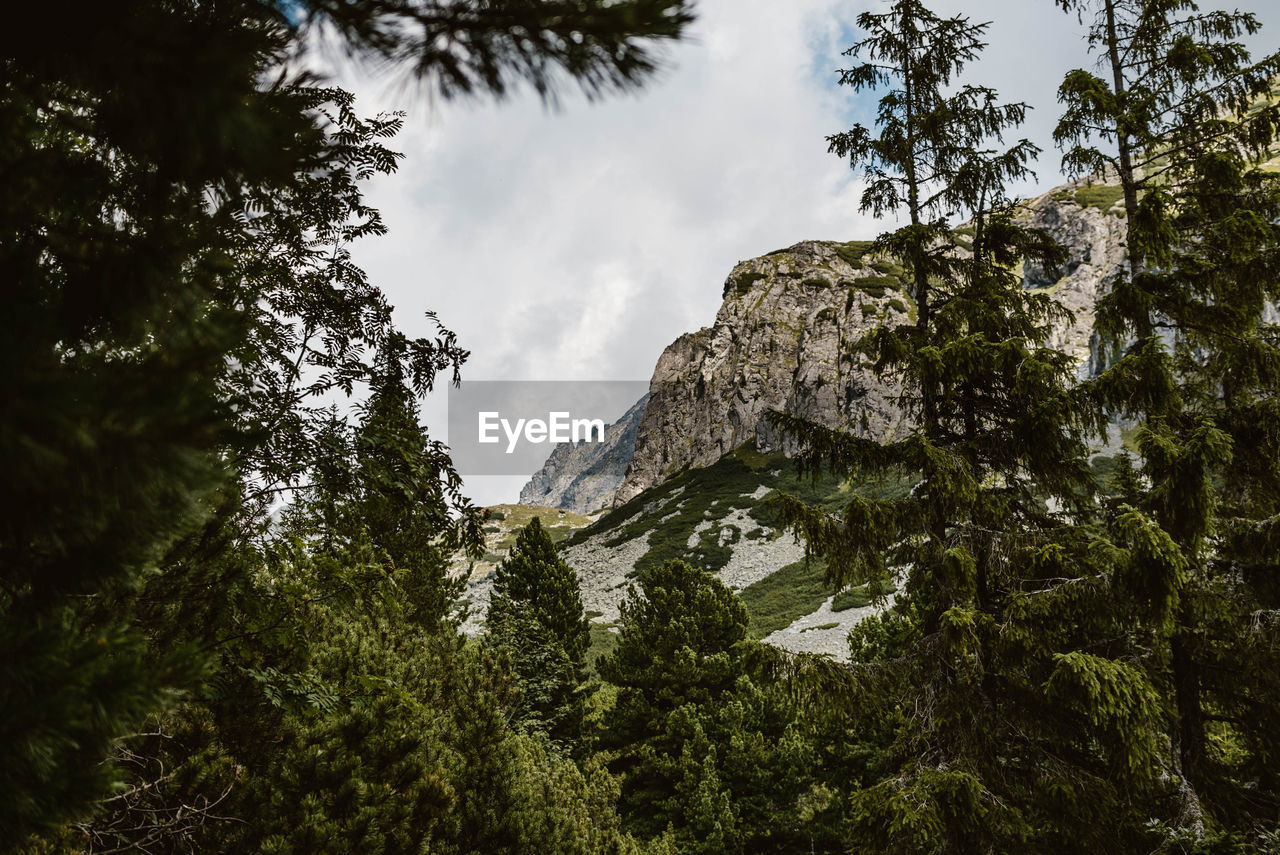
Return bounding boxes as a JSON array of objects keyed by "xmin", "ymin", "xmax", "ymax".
[{"xmin": 334, "ymin": 0, "xmax": 1278, "ymax": 506}]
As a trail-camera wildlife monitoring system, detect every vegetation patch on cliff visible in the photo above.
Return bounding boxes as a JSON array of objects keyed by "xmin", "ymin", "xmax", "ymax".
[
  {"xmin": 724, "ymin": 267, "xmax": 769, "ymax": 297},
  {"xmin": 1073, "ymin": 182, "xmax": 1126, "ymax": 214},
  {"xmin": 834, "ymin": 240, "xmax": 876, "ymax": 268}
]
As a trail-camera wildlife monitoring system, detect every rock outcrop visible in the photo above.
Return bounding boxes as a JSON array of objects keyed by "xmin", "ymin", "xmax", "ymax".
[
  {"xmin": 613, "ymin": 182, "xmax": 1130, "ymax": 505},
  {"xmin": 520, "ymin": 178, "xmax": 1131, "ymax": 513},
  {"xmin": 615, "ymin": 240, "xmax": 912, "ymax": 505},
  {"xmin": 1020, "ymin": 181, "xmax": 1129, "ymax": 378},
  {"xmin": 518, "ymin": 394, "xmax": 648, "ymax": 514}
]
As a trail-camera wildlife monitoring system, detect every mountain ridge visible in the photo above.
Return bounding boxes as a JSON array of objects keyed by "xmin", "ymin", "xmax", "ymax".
[
  {"xmin": 520, "ymin": 175, "xmax": 1128, "ymax": 512},
  {"xmin": 491, "ymin": 176, "xmax": 1138, "ymax": 658}
]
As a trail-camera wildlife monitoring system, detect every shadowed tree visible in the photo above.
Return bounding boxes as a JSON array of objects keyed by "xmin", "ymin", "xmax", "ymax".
[
  {"xmin": 1054, "ymin": 0, "xmax": 1280, "ymax": 835},
  {"xmin": 0, "ymin": 0, "xmax": 693, "ymax": 844},
  {"xmin": 767, "ymin": 1, "xmax": 1170, "ymax": 850}
]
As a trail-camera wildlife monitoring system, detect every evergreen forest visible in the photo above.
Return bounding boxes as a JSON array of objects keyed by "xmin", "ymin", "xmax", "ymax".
[{"xmin": 3, "ymin": 1, "xmax": 1279, "ymax": 853}]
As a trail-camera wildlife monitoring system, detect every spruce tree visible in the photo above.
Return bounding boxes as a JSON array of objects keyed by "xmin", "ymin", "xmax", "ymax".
[
  {"xmin": 486, "ymin": 517, "xmax": 591, "ymax": 748},
  {"xmin": 1054, "ymin": 0, "xmax": 1280, "ymax": 833},
  {"xmin": 601, "ymin": 560, "xmax": 746, "ymax": 849},
  {"xmin": 353, "ymin": 337, "xmax": 467, "ymax": 629},
  {"xmin": 770, "ymin": 1, "xmax": 1166, "ymax": 849}
]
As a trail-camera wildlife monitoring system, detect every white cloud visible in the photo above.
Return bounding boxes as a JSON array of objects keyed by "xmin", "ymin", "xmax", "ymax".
[{"xmin": 334, "ymin": 0, "xmax": 1277, "ymax": 505}]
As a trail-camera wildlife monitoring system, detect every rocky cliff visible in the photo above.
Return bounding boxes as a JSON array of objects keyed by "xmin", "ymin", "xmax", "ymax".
[
  {"xmin": 612, "ymin": 181, "xmax": 1128, "ymax": 505},
  {"xmin": 505, "ymin": 178, "xmax": 1133, "ymax": 657},
  {"xmin": 614, "ymin": 240, "xmax": 912, "ymax": 505},
  {"xmin": 519, "ymin": 178, "xmax": 1128, "ymax": 514},
  {"xmin": 517, "ymin": 394, "xmax": 649, "ymax": 514}
]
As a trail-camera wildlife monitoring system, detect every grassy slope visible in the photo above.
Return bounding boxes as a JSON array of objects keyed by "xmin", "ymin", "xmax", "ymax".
[{"xmin": 569, "ymin": 443, "xmax": 915, "ymax": 643}]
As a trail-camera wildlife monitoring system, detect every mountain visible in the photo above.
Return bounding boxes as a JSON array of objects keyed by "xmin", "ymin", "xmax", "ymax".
[
  {"xmin": 517, "ymin": 394, "xmax": 649, "ymax": 514},
  {"xmin": 617, "ymin": 179, "xmax": 1127, "ymax": 504},
  {"xmin": 499, "ymin": 177, "xmax": 1132, "ymax": 659}
]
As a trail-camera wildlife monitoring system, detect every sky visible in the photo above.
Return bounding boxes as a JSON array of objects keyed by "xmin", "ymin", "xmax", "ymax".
[{"xmin": 332, "ymin": 0, "xmax": 1278, "ymax": 506}]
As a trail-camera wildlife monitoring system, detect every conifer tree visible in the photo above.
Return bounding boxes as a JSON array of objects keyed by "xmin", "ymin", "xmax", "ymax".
[
  {"xmin": 352, "ymin": 336, "xmax": 467, "ymax": 628},
  {"xmin": 487, "ymin": 517, "xmax": 591, "ymax": 748},
  {"xmin": 1109, "ymin": 450, "xmax": 1144, "ymax": 505},
  {"xmin": 600, "ymin": 560, "xmax": 820, "ymax": 854},
  {"xmin": 2, "ymin": 0, "xmax": 694, "ymax": 842},
  {"xmin": 1054, "ymin": 0, "xmax": 1280, "ymax": 832},
  {"xmin": 770, "ymin": 1, "xmax": 1167, "ymax": 849},
  {"xmin": 601, "ymin": 560, "xmax": 746, "ymax": 849}
]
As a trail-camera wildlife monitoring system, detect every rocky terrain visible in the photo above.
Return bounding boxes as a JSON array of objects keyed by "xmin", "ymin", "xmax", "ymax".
[
  {"xmin": 518, "ymin": 394, "xmax": 648, "ymax": 514},
  {"xmin": 1021, "ymin": 181, "xmax": 1129, "ymax": 378},
  {"xmin": 465, "ymin": 446, "xmax": 886, "ymax": 658},
  {"xmin": 499, "ymin": 178, "xmax": 1135, "ymax": 659},
  {"xmin": 464, "ymin": 445, "xmax": 905, "ymax": 659}
]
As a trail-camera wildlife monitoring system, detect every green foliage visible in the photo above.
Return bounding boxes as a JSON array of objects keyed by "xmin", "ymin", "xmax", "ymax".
[
  {"xmin": 737, "ymin": 559, "xmax": 833, "ymax": 640},
  {"xmin": 588, "ymin": 623, "xmax": 623, "ymax": 674},
  {"xmin": 48, "ymin": 384, "xmax": 646, "ymax": 854},
  {"xmin": 1046, "ymin": 652, "xmax": 1162, "ymax": 776},
  {"xmin": 835, "ymin": 241, "xmax": 876, "ymax": 267},
  {"xmin": 724, "ymin": 269, "xmax": 768, "ymax": 297},
  {"xmin": 2, "ymin": 0, "xmax": 695, "ymax": 846},
  {"xmin": 1072, "ymin": 182, "xmax": 1125, "ymax": 212},
  {"xmin": 601, "ymin": 561, "xmax": 748, "ymax": 712},
  {"xmin": 1055, "ymin": 0, "xmax": 1280, "ymax": 832},
  {"xmin": 830, "ymin": 579, "xmax": 896, "ymax": 612},
  {"xmin": 13, "ymin": 0, "xmax": 1280, "ymax": 850},
  {"xmin": 486, "ymin": 518, "xmax": 591, "ymax": 747},
  {"xmin": 851, "ymin": 275, "xmax": 901, "ymax": 296},
  {"xmin": 599, "ymin": 561, "xmax": 830, "ymax": 853}
]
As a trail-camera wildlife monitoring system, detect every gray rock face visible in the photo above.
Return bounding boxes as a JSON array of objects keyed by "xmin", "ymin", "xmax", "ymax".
[
  {"xmin": 614, "ymin": 186, "xmax": 1130, "ymax": 505},
  {"xmin": 520, "ymin": 180, "xmax": 1132, "ymax": 512},
  {"xmin": 518, "ymin": 395, "xmax": 648, "ymax": 514},
  {"xmin": 615, "ymin": 240, "xmax": 912, "ymax": 505},
  {"xmin": 1019, "ymin": 182, "xmax": 1129, "ymax": 379}
]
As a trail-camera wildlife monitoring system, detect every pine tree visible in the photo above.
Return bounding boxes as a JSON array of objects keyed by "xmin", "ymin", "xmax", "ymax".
[
  {"xmin": 1054, "ymin": 0, "xmax": 1280, "ymax": 832},
  {"xmin": 600, "ymin": 560, "xmax": 747, "ymax": 848},
  {"xmin": 486, "ymin": 517, "xmax": 591, "ymax": 748},
  {"xmin": 769, "ymin": 1, "xmax": 1166, "ymax": 849},
  {"xmin": 599, "ymin": 560, "xmax": 822, "ymax": 853},
  {"xmin": 2, "ymin": 0, "xmax": 695, "ymax": 842}
]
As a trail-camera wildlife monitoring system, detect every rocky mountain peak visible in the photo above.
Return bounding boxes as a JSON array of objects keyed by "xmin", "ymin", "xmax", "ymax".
[{"xmin": 521, "ymin": 178, "xmax": 1131, "ymax": 513}]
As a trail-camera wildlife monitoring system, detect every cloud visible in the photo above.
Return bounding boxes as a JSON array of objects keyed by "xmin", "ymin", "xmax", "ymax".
[{"xmin": 335, "ymin": 0, "xmax": 1277, "ymax": 505}]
